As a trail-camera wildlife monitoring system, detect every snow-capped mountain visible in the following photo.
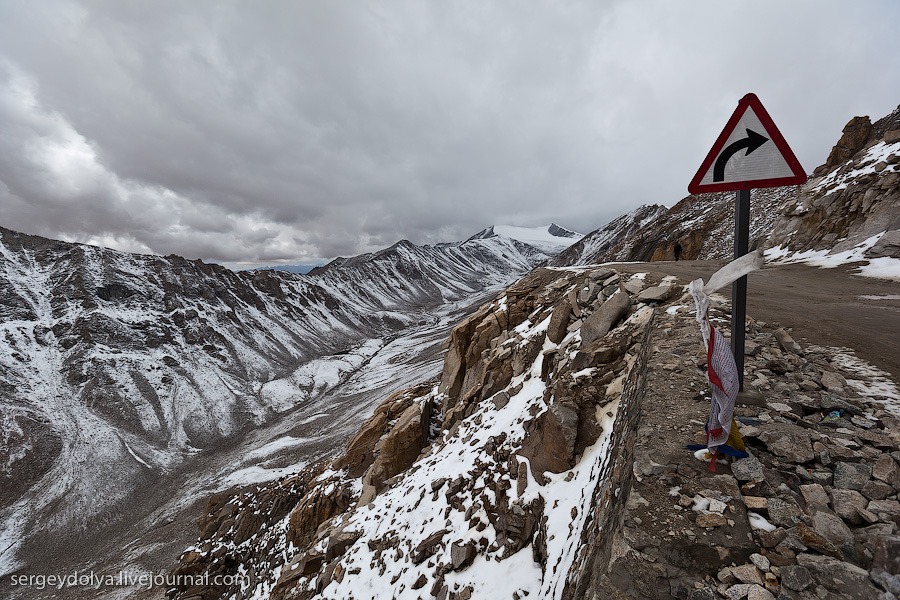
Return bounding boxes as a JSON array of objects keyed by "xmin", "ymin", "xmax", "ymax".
[
  {"xmin": 466, "ymin": 223, "xmax": 583, "ymax": 255},
  {"xmin": 0, "ymin": 225, "xmax": 570, "ymax": 583}
]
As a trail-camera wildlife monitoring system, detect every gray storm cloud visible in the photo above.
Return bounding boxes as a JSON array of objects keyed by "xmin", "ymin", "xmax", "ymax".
[{"xmin": 1, "ymin": 0, "xmax": 899, "ymax": 268}]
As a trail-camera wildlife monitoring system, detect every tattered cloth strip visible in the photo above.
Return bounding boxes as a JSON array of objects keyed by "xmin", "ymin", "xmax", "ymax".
[
  {"xmin": 687, "ymin": 250, "xmax": 763, "ymax": 472},
  {"xmin": 688, "ymin": 417, "xmax": 746, "ymax": 456}
]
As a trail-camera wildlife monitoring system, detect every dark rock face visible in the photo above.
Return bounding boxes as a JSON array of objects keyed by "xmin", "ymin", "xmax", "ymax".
[
  {"xmin": 0, "ymin": 411, "xmax": 63, "ymax": 507},
  {"xmin": 822, "ymin": 115, "xmax": 873, "ymax": 171}
]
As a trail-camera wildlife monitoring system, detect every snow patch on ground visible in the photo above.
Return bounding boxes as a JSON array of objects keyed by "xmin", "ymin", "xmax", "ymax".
[
  {"xmin": 829, "ymin": 350, "xmax": 900, "ymax": 415},
  {"xmin": 765, "ymin": 233, "xmax": 900, "ymax": 281},
  {"xmin": 218, "ymin": 462, "xmax": 310, "ymax": 489},
  {"xmin": 492, "ymin": 224, "xmax": 583, "ymax": 251}
]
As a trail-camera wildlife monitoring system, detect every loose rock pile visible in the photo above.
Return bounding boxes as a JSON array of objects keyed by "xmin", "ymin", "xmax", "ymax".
[{"xmin": 598, "ymin": 298, "xmax": 900, "ymax": 600}]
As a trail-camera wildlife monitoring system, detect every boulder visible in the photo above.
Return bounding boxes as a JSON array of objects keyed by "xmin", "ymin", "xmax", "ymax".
[
  {"xmin": 820, "ymin": 394, "xmax": 864, "ymax": 416},
  {"xmin": 548, "ymin": 401, "xmax": 579, "ymax": 461},
  {"xmin": 411, "ymin": 529, "xmax": 449, "ymax": 564},
  {"xmin": 517, "ymin": 407, "xmax": 573, "ymax": 483},
  {"xmin": 325, "ymin": 529, "xmax": 363, "ymax": 561},
  {"xmin": 547, "ymin": 301, "xmax": 572, "ymax": 344},
  {"xmin": 873, "ymin": 454, "xmax": 900, "ymax": 488},
  {"xmin": 820, "ymin": 371, "xmax": 848, "ymax": 392},
  {"xmin": 731, "ymin": 564, "xmax": 764, "ymax": 585},
  {"xmin": 795, "ymin": 553, "xmax": 878, "ymax": 598},
  {"xmin": 580, "ymin": 291, "xmax": 630, "ymax": 348},
  {"xmin": 773, "ymin": 329, "xmax": 802, "ymax": 355},
  {"xmin": 731, "ymin": 456, "xmax": 765, "ymax": 481},
  {"xmin": 867, "ymin": 499, "xmax": 900, "ymax": 517},
  {"xmin": 830, "ymin": 488, "xmax": 869, "ymax": 525},
  {"xmin": 873, "ymin": 535, "xmax": 900, "ymax": 574},
  {"xmin": 779, "ymin": 565, "xmax": 813, "ymax": 591},
  {"xmin": 811, "ymin": 511, "xmax": 854, "ymax": 548},
  {"xmin": 696, "ymin": 513, "xmax": 727, "ymax": 528},
  {"xmin": 636, "ymin": 284, "xmax": 673, "ymax": 303},
  {"xmin": 450, "ymin": 541, "xmax": 476, "ymax": 571},
  {"xmin": 833, "ymin": 461, "xmax": 872, "ymax": 491},
  {"xmin": 862, "ymin": 479, "xmax": 895, "ymax": 500},
  {"xmin": 756, "ymin": 423, "xmax": 814, "ymax": 464},
  {"xmin": 799, "ymin": 483, "xmax": 830, "ymax": 508},
  {"xmin": 746, "ymin": 586, "xmax": 774, "ymax": 600},
  {"xmin": 766, "ymin": 498, "xmax": 802, "ymax": 527}
]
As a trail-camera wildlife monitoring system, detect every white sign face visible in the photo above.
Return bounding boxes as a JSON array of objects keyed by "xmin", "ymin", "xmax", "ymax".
[
  {"xmin": 697, "ymin": 105, "xmax": 795, "ymax": 186},
  {"xmin": 688, "ymin": 93, "xmax": 806, "ymax": 194}
]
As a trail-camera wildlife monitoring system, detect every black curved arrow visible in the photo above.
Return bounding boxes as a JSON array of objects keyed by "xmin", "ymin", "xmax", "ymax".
[{"xmin": 713, "ymin": 129, "xmax": 769, "ymax": 181}]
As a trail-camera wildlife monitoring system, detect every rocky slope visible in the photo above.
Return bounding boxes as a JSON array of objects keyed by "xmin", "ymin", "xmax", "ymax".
[
  {"xmin": 167, "ymin": 264, "xmax": 676, "ymax": 599},
  {"xmin": 766, "ymin": 105, "xmax": 900, "ymax": 259},
  {"xmin": 0, "ymin": 225, "xmax": 562, "ymax": 581},
  {"xmin": 168, "ymin": 265, "xmax": 900, "ymax": 600},
  {"xmin": 596, "ymin": 297, "xmax": 900, "ymax": 600}
]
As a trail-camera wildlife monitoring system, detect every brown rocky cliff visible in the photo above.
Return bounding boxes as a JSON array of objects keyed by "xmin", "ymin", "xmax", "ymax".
[
  {"xmin": 818, "ymin": 115, "xmax": 873, "ymax": 174},
  {"xmin": 766, "ymin": 105, "xmax": 900, "ymax": 256}
]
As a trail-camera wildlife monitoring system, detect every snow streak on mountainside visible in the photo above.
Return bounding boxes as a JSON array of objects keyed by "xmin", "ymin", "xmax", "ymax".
[
  {"xmin": 550, "ymin": 205, "xmax": 668, "ymax": 267},
  {"xmin": 0, "ymin": 225, "xmax": 560, "ymax": 578}
]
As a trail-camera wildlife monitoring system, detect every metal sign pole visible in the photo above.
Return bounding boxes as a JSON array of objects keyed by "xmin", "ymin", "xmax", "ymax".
[{"xmin": 731, "ymin": 188, "xmax": 750, "ymax": 391}]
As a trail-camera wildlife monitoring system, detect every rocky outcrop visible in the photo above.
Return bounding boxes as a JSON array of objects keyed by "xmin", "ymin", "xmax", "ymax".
[
  {"xmin": 333, "ymin": 384, "xmax": 432, "ymax": 478},
  {"xmin": 552, "ymin": 186, "xmax": 798, "ymax": 267},
  {"xmin": 358, "ymin": 395, "xmax": 433, "ymax": 504},
  {"xmin": 550, "ymin": 204, "xmax": 668, "ymax": 267},
  {"xmin": 820, "ymin": 116, "xmax": 873, "ymax": 172},
  {"xmin": 766, "ymin": 104, "xmax": 900, "ymax": 257}
]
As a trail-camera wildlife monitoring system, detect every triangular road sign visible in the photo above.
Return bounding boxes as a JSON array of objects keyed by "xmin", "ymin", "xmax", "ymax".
[{"xmin": 689, "ymin": 93, "xmax": 806, "ymax": 194}]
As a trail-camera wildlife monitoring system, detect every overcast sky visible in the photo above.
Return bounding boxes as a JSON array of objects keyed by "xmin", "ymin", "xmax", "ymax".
[{"xmin": 2, "ymin": 1, "xmax": 899, "ymax": 269}]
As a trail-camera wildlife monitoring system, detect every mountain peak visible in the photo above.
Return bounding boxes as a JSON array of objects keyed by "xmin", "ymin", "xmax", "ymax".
[
  {"xmin": 466, "ymin": 223, "xmax": 583, "ymax": 253},
  {"xmin": 547, "ymin": 223, "xmax": 581, "ymax": 239}
]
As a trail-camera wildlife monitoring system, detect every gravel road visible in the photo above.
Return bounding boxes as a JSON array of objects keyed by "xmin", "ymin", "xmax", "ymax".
[{"xmin": 612, "ymin": 260, "xmax": 900, "ymax": 382}]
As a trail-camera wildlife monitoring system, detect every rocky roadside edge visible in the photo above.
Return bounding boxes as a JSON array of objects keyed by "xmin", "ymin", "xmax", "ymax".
[{"xmin": 590, "ymin": 295, "xmax": 900, "ymax": 600}]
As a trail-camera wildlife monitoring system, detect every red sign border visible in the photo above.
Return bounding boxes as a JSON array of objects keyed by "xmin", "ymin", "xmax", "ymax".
[{"xmin": 688, "ymin": 93, "xmax": 807, "ymax": 194}]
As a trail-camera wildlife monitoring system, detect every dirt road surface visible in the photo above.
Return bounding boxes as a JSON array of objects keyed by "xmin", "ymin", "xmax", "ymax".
[{"xmin": 612, "ymin": 260, "xmax": 900, "ymax": 382}]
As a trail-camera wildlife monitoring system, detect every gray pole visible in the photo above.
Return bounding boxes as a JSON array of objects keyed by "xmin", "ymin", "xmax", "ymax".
[{"xmin": 731, "ymin": 188, "xmax": 751, "ymax": 391}]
